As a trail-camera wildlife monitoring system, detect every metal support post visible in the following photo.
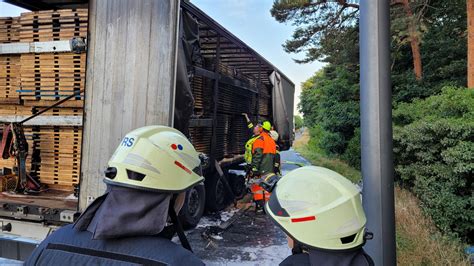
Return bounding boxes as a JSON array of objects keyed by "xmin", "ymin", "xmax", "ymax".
[
  {"xmin": 255, "ymin": 62, "xmax": 261, "ymax": 122},
  {"xmin": 210, "ymin": 36, "xmax": 221, "ymax": 160},
  {"xmin": 360, "ymin": 0, "xmax": 396, "ymax": 265}
]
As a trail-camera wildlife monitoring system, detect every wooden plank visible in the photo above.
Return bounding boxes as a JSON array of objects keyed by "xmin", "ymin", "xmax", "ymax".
[
  {"xmin": 23, "ymin": 99, "xmax": 84, "ymax": 108},
  {"xmin": 146, "ymin": 0, "xmax": 180, "ymax": 126},
  {"xmin": 79, "ymin": 0, "xmax": 103, "ymax": 209},
  {"xmin": 79, "ymin": 0, "xmax": 180, "ymax": 211}
]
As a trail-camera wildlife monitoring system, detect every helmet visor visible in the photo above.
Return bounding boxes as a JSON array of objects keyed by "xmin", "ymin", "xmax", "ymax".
[{"xmin": 267, "ymin": 191, "xmax": 290, "ymax": 217}]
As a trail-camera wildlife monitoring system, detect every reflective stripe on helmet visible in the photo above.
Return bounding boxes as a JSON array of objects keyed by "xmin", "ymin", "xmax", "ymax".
[
  {"xmin": 291, "ymin": 216, "xmax": 316, "ymax": 223},
  {"xmin": 174, "ymin": 161, "xmax": 192, "ymax": 175}
]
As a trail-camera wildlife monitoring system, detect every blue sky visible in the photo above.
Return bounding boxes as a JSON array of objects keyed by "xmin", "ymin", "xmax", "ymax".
[{"xmin": 1, "ymin": 0, "xmax": 324, "ymax": 114}]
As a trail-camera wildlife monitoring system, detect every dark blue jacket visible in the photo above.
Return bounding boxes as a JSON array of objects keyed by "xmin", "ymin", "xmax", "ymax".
[
  {"xmin": 280, "ymin": 247, "xmax": 374, "ymax": 266},
  {"xmin": 25, "ymin": 224, "xmax": 204, "ymax": 266}
]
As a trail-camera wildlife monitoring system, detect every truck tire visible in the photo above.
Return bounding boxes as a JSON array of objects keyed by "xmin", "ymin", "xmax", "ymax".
[
  {"xmin": 228, "ymin": 172, "xmax": 246, "ymax": 200},
  {"xmin": 179, "ymin": 184, "xmax": 206, "ymax": 229},
  {"xmin": 205, "ymin": 173, "xmax": 227, "ymax": 212}
]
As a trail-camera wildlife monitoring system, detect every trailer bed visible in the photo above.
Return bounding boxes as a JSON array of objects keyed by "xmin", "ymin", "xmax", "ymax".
[{"xmin": 0, "ymin": 190, "xmax": 76, "ymax": 211}]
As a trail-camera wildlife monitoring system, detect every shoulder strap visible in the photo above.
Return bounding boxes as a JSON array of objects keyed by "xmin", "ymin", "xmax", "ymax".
[
  {"xmin": 169, "ymin": 197, "xmax": 193, "ymax": 252},
  {"xmin": 363, "ymin": 251, "xmax": 375, "ymax": 266}
]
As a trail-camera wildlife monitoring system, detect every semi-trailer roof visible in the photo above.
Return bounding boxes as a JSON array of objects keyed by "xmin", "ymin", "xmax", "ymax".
[{"xmin": 5, "ymin": 0, "xmax": 295, "ymax": 87}]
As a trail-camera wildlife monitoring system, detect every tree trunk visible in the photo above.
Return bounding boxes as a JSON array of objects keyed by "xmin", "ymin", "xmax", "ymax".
[
  {"xmin": 468, "ymin": 0, "xmax": 474, "ymax": 88},
  {"xmin": 402, "ymin": 0, "xmax": 423, "ymax": 80}
]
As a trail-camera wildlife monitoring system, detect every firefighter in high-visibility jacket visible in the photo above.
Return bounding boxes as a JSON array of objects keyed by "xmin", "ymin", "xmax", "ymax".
[
  {"xmin": 242, "ymin": 113, "xmax": 261, "ymax": 167},
  {"xmin": 250, "ymin": 121, "xmax": 276, "ymax": 176},
  {"xmin": 242, "ymin": 114, "xmax": 277, "ymax": 206}
]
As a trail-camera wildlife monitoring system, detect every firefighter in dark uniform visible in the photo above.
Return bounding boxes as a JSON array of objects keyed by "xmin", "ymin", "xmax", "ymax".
[
  {"xmin": 26, "ymin": 126, "xmax": 205, "ymax": 266},
  {"xmin": 269, "ymin": 127, "xmax": 281, "ymax": 175},
  {"xmin": 265, "ymin": 166, "xmax": 374, "ymax": 266}
]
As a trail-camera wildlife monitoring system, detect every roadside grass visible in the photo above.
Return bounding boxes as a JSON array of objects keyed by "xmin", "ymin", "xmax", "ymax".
[
  {"xmin": 395, "ymin": 187, "xmax": 469, "ymax": 265},
  {"xmin": 293, "ymin": 129, "xmax": 469, "ymax": 265}
]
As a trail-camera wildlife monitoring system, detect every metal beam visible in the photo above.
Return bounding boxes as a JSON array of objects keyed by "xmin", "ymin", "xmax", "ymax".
[
  {"xmin": 360, "ymin": 0, "xmax": 396, "ymax": 265},
  {"xmin": 0, "ymin": 41, "xmax": 76, "ymax": 54},
  {"xmin": 0, "ymin": 116, "xmax": 82, "ymax": 126},
  {"xmin": 192, "ymin": 66, "xmax": 259, "ymax": 93},
  {"xmin": 256, "ymin": 61, "xmax": 261, "ymax": 120},
  {"xmin": 5, "ymin": 0, "xmax": 88, "ymax": 10}
]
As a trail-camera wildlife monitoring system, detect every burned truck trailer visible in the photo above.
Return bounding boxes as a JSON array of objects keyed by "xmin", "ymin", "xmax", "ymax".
[
  {"xmin": 0, "ymin": 0, "xmax": 294, "ymax": 259},
  {"xmin": 178, "ymin": 2, "xmax": 295, "ymax": 221}
]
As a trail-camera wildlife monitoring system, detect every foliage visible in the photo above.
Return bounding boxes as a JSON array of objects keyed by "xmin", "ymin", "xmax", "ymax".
[
  {"xmin": 298, "ymin": 66, "xmax": 359, "ymax": 156},
  {"xmin": 270, "ymin": 0, "xmax": 359, "ymax": 63},
  {"xmin": 420, "ymin": 0, "xmax": 467, "ymax": 88},
  {"xmin": 285, "ymin": 0, "xmax": 471, "ymax": 242},
  {"xmin": 393, "ymin": 88, "xmax": 474, "ymax": 241},
  {"xmin": 391, "ymin": 0, "xmax": 467, "ymax": 102},
  {"xmin": 342, "ymin": 128, "xmax": 360, "ymax": 170},
  {"xmin": 295, "ymin": 131, "xmax": 469, "ymax": 263},
  {"xmin": 294, "ymin": 115, "xmax": 304, "ymax": 129}
]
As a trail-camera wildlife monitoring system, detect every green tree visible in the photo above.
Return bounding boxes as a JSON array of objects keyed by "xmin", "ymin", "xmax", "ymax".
[
  {"xmin": 271, "ymin": 0, "xmax": 359, "ymax": 63},
  {"xmin": 299, "ymin": 66, "xmax": 359, "ymax": 156},
  {"xmin": 271, "ymin": 0, "xmax": 428, "ymax": 80},
  {"xmin": 391, "ymin": 0, "xmax": 467, "ymax": 102},
  {"xmin": 294, "ymin": 115, "xmax": 304, "ymax": 129}
]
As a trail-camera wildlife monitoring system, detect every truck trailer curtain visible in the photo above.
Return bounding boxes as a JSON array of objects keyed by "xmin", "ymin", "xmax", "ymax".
[
  {"xmin": 174, "ymin": 10, "xmax": 202, "ymax": 136},
  {"xmin": 270, "ymin": 71, "xmax": 295, "ymax": 150}
]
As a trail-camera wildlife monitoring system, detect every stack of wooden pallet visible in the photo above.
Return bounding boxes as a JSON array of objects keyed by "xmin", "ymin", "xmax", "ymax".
[
  {"xmin": 0, "ymin": 17, "xmax": 20, "ymax": 43},
  {"xmin": 0, "ymin": 17, "xmax": 25, "ymax": 170},
  {"xmin": 0, "ymin": 9, "xmax": 87, "ymax": 191},
  {"xmin": 0, "ymin": 18, "xmax": 21, "ymax": 104},
  {"xmin": 18, "ymin": 9, "xmax": 88, "ymax": 42},
  {"xmin": 0, "ymin": 55, "xmax": 20, "ymax": 102},
  {"xmin": 19, "ymin": 53, "xmax": 86, "ymax": 102}
]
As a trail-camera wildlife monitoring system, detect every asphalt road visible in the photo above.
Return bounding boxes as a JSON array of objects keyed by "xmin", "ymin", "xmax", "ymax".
[{"xmin": 187, "ymin": 149, "xmax": 311, "ymax": 265}]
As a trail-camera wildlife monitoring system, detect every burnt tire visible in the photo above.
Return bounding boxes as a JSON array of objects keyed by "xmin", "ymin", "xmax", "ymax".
[
  {"xmin": 228, "ymin": 172, "xmax": 246, "ymax": 200},
  {"xmin": 205, "ymin": 173, "xmax": 227, "ymax": 212},
  {"xmin": 179, "ymin": 184, "xmax": 206, "ymax": 229}
]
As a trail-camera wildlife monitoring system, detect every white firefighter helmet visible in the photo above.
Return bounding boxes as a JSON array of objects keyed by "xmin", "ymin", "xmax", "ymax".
[
  {"xmin": 265, "ymin": 166, "xmax": 367, "ymax": 250},
  {"xmin": 104, "ymin": 126, "xmax": 204, "ymax": 192}
]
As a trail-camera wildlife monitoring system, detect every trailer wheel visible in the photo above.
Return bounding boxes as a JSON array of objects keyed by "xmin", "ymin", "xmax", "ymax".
[
  {"xmin": 205, "ymin": 173, "xmax": 226, "ymax": 212},
  {"xmin": 179, "ymin": 184, "xmax": 206, "ymax": 229},
  {"xmin": 229, "ymin": 173, "xmax": 246, "ymax": 200}
]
